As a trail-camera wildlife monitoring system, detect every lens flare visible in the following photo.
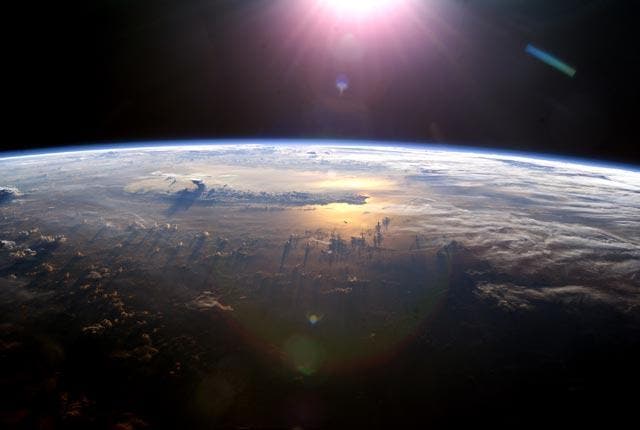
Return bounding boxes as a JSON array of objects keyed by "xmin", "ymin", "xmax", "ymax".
[
  {"xmin": 306, "ymin": 312, "xmax": 324, "ymax": 325},
  {"xmin": 336, "ymin": 74, "xmax": 349, "ymax": 95},
  {"xmin": 525, "ymin": 43, "xmax": 576, "ymax": 78}
]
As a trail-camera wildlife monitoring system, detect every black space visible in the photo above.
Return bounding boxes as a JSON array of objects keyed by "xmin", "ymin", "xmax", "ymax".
[{"xmin": 5, "ymin": 0, "xmax": 639, "ymax": 164}]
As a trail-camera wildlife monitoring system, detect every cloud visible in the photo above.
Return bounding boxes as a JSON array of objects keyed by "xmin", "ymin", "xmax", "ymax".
[
  {"xmin": 190, "ymin": 292, "xmax": 234, "ymax": 312},
  {"xmin": 9, "ymin": 248, "xmax": 37, "ymax": 259},
  {"xmin": 4, "ymin": 145, "xmax": 639, "ymax": 318},
  {"xmin": 475, "ymin": 282, "xmax": 639, "ymax": 315},
  {"xmin": 389, "ymin": 157, "xmax": 640, "ymax": 284},
  {"xmin": 81, "ymin": 319, "xmax": 113, "ymax": 335},
  {"xmin": 86, "ymin": 271, "xmax": 102, "ymax": 280},
  {"xmin": 0, "ymin": 186, "xmax": 21, "ymax": 203},
  {"xmin": 0, "ymin": 240, "xmax": 16, "ymax": 250},
  {"xmin": 322, "ymin": 287, "xmax": 353, "ymax": 295},
  {"xmin": 111, "ymin": 413, "xmax": 149, "ymax": 430},
  {"xmin": 164, "ymin": 185, "xmax": 368, "ymax": 209}
]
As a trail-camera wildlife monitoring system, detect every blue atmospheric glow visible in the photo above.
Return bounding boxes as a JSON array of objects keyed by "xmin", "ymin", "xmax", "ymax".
[
  {"xmin": 0, "ymin": 139, "xmax": 637, "ymax": 173},
  {"xmin": 525, "ymin": 44, "xmax": 576, "ymax": 77}
]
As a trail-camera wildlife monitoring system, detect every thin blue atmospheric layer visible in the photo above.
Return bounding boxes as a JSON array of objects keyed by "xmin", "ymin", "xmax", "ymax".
[{"xmin": 0, "ymin": 139, "xmax": 637, "ymax": 173}]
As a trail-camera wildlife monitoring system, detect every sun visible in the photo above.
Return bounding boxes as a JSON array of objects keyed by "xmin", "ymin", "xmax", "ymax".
[{"xmin": 319, "ymin": 0, "xmax": 401, "ymax": 17}]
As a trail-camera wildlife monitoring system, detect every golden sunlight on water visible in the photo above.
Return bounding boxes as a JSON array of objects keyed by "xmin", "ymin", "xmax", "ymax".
[{"xmin": 297, "ymin": 196, "xmax": 399, "ymax": 235}]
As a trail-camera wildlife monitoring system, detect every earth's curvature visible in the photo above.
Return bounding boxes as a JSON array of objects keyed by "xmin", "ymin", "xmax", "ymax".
[{"xmin": 1, "ymin": 142, "xmax": 639, "ymax": 427}]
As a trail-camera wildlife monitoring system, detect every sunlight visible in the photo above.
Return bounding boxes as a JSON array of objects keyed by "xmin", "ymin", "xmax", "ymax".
[{"xmin": 319, "ymin": 0, "xmax": 402, "ymax": 17}]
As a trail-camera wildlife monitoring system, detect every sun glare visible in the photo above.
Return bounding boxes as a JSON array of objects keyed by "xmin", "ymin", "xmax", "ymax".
[{"xmin": 319, "ymin": 0, "xmax": 401, "ymax": 17}]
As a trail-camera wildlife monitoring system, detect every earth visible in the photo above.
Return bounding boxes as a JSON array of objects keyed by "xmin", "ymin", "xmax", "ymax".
[{"xmin": 1, "ymin": 142, "xmax": 639, "ymax": 428}]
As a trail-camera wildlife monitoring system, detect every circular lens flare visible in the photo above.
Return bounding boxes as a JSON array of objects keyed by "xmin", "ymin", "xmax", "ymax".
[{"xmin": 336, "ymin": 74, "xmax": 349, "ymax": 95}]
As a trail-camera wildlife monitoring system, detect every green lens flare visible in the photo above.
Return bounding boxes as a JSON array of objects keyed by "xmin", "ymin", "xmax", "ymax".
[{"xmin": 525, "ymin": 44, "xmax": 576, "ymax": 78}]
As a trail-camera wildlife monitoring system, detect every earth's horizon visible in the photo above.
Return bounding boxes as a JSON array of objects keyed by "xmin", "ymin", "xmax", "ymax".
[
  {"xmin": 2, "ymin": 140, "xmax": 639, "ymax": 172},
  {"xmin": 1, "ymin": 141, "xmax": 639, "ymax": 428}
]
